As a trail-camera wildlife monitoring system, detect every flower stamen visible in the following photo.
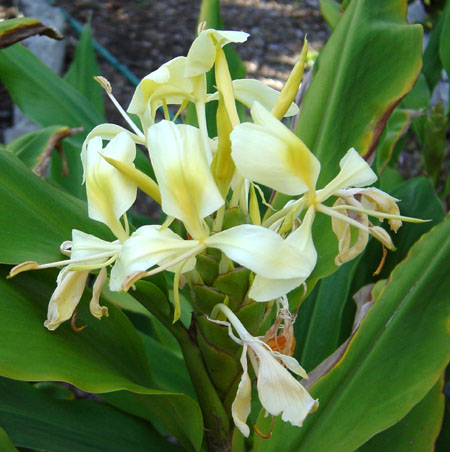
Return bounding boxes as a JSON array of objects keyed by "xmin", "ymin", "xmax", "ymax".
[{"xmin": 253, "ymin": 416, "xmax": 274, "ymax": 439}]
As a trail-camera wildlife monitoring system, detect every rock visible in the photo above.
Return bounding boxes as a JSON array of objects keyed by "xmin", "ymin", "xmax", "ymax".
[{"xmin": 4, "ymin": 0, "xmax": 66, "ymax": 143}]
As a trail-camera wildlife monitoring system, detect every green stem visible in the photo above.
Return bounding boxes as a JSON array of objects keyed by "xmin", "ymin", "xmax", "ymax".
[
  {"xmin": 177, "ymin": 324, "xmax": 232, "ymax": 451},
  {"xmin": 139, "ymin": 289, "xmax": 231, "ymax": 451}
]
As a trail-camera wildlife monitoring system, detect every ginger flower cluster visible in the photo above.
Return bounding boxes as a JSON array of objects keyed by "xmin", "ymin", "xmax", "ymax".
[{"xmin": 9, "ymin": 26, "xmax": 420, "ymax": 435}]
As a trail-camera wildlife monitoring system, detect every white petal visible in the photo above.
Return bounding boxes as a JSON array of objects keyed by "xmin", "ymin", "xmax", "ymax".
[
  {"xmin": 249, "ymin": 274, "xmax": 307, "ymax": 302},
  {"xmin": 272, "ymin": 352, "xmax": 308, "ymax": 379},
  {"xmin": 206, "ymin": 225, "xmax": 313, "ymax": 279},
  {"xmin": 185, "ymin": 29, "xmax": 249, "ymax": 77},
  {"xmin": 89, "ymin": 267, "xmax": 109, "ymax": 319},
  {"xmin": 81, "ymin": 124, "xmax": 145, "ymax": 183},
  {"xmin": 250, "ymin": 342, "xmax": 318, "ymax": 427},
  {"xmin": 211, "ymin": 29, "xmax": 249, "ymax": 46},
  {"xmin": 248, "ymin": 207, "xmax": 317, "ymax": 301},
  {"xmin": 84, "ymin": 133, "xmax": 137, "ymax": 237},
  {"xmin": 231, "ymin": 345, "xmax": 252, "ymax": 438},
  {"xmin": 147, "ymin": 121, "xmax": 224, "ymax": 239},
  {"xmin": 127, "ymin": 65, "xmax": 171, "ymax": 115},
  {"xmin": 231, "ymin": 102, "xmax": 320, "ymax": 195},
  {"xmin": 109, "ymin": 225, "xmax": 200, "ymax": 291},
  {"xmin": 185, "ymin": 31, "xmax": 217, "ymax": 77},
  {"xmin": 44, "ymin": 270, "xmax": 89, "ymax": 331},
  {"xmin": 286, "ymin": 205, "xmax": 317, "ymax": 265},
  {"xmin": 317, "ymin": 148, "xmax": 377, "ymax": 202},
  {"xmin": 71, "ymin": 230, "xmax": 120, "ymax": 261},
  {"xmin": 128, "ymin": 57, "xmax": 195, "ymax": 121},
  {"xmin": 232, "ymin": 79, "xmax": 299, "ymax": 116}
]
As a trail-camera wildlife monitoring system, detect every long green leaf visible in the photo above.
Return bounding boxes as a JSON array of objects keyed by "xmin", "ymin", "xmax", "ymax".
[
  {"xmin": 0, "ymin": 378, "xmax": 181, "ymax": 452},
  {"xmin": 295, "ymin": 258, "xmax": 360, "ymax": 371},
  {"xmin": 423, "ymin": 7, "xmax": 445, "ymax": 90},
  {"xmin": 0, "ymin": 44, "xmax": 102, "ymax": 130},
  {"xmin": 375, "ymin": 108, "xmax": 412, "ymax": 174},
  {"xmin": 358, "ymin": 376, "xmax": 445, "ymax": 452},
  {"xmin": 0, "ymin": 44, "xmax": 104, "ymax": 197},
  {"xmin": 254, "ymin": 214, "xmax": 450, "ymax": 452},
  {"xmin": 140, "ymin": 332, "xmax": 196, "ymax": 399},
  {"xmin": 279, "ymin": 0, "xmax": 424, "ymax": 298},
  {"xmin": 296, "ymin": 0, "xmax": 423, "ymax": 186},
  {"xmin": 435, "ymin": 383, "xmax": 450, "ymax": 452},
  {"xmin": 0, "ymin": 267, "xmax": 202, "ymax": 452},
  {"xmin": 401, "ymin": 73, "xmax": 430, "ymax": 145},
  {"xmin": 0, "ymin": 150, "xmax": 111, "ymax": 264},
  {"xmin": 64, "ymin": 23, "xmax": 105, "ymax": 117},
  {"xmin": 319, "ymin": 0, "xmax": 341, "ymax": 29},
  {"xmin": 0, "ymin": 428, "xmax": 19, "ymax": 452},
  {"xmin": 0, "ymin": 266, "xmax": 154, "ymax": 391}
]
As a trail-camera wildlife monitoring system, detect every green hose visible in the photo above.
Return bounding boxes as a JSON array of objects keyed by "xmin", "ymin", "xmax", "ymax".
[{"xmin": 46, "ymin": 0, "xmax": 140, "ymax": 86}]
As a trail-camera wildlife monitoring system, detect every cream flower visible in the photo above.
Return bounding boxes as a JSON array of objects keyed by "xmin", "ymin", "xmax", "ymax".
[
  {"xmin": 10, "ymin": 128, "xmax": 137, "ymax": 330},
  {"xmin": 128, "ymin": 56, "xmax": 198, "ymax": 130},
  {"xmin": 185, "ymin": 29, "xmax": 249, "ymax": 77},
  {"xmin": 231, "ymin": 102, "xmax": 422, "ymax": 266},
  {"xmin": 231, "ymin": 101, "xmax": 321, "ymax": 195},
  {"xmin": 82, "ymin": 132, "xmax": 137, "ymax": 242},
  {"xmin": 9, "ymin": 230, "xmax": 121, "ymax": 330},
  {"xmin": 207, "ymin": 78, "xmax": 299, "ymax": 117},
  {"xmin": 209, "ymin": 303, "xmax": 318, "ymax": 437},
  {"xmin": 249, "ymin": 205, "xmax": 317, "ymax": 301},
  {"xmin": 111, "ymin": 121, "xmax": 315, "ymax": 308}
]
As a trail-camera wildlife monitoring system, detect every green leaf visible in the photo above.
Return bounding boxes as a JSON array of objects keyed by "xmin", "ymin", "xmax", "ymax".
[
  {"xmin": 422, "ymin": 102, "xmax": 449, "ymax": 184},
  {"xmin": 271, "ymin": 0, "xmax": 424, "ymax": 299},
  {"xmin": 0, "ymin": 267, "xmax": 154, "ymax": 391},
  {"xmin": 435, "ymin": 382, "xmax": 450, "ymax": 451},
  {"xmin": 0, "ymin": 378, "xmax": 181, "ymax": 452},
  {"xmin": 423, "ymin": 8, "xmax": 445, "ymax": 90},
  {"xmin": 0, "ymin": 150, "xmax": 111, "ymax": 265},
  {"xmin": 102, "ymin": 390, "xmax": 203, "ymax": 452},
  {"xmin": 375, "ymin": 108, "xmax": 413, "ymax": 174},
  {"xmin": 0, "ymin": 44, "xmax": 102, "ymax": 130},
  {"xmin": 295, "ymin": 258, "xmax": 360, "ymax": 372},
  {"xmin": 254, "ymin": 214, "xmax": 450, "ymax": 452},
  {"xmin": 400, "ymin": 73, "xmax": 430, "ymax": 145},
  {"xmin": 358, "ymin": 376, "xmax": 445, "ymax": 452},
  {"xmin": 34, "ymin": 382, "xmax": 75, "ymax": 400},
  {"xmin": 0, "ymin": 17, "xmax": 62, "ymax": 49},
  {"xmin": 0, "ymin": 44, "xmax": 104, "ymax": 197},
  {"xmin": 7, "ymin": 125, "xmax": 76, "ymax": 170},
  {"xmin": 295, "ymin": 0, "xmax": 423, "ymax": 186},
  {"xmin": 342, "ymin": 176, "xmax": 445, "ymax": 342},
  {"xmin": 0, "ymin": 267, "xmax": 202, "ymax": 452},
  {"xmin": 64, "ymin": 23, "xmax": 105, "ymax": 117},
  {"xmin": 0, "ymin": 428, "xmax": 19, "ymax": 452},
  {"xmin": 319, "ymin": 0, "xmax": 341, "ymax": 29},
  {"xmin": 139, "ymin": 332, "xmax": 196, "ymax": 399}
]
